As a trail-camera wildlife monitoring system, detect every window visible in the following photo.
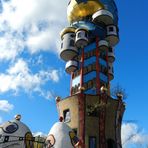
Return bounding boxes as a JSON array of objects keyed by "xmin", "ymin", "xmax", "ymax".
[
  {"xmin": 109, "ymin": 26, "xmax": 114, "ymax": 32},
  {"xmin": 100, "ymin": 65, "xmax": 108, "ymax": 75},
  {"xmin": 88, "ymin": 65, "xmax": 92, "ymax": 72},
  {"xmin": 92, "ymin": 63, "xmax": 96, "ymax": 71},
  {"xmin": 73, "ymin": 70, "xmax": 80, "ymax": 78},
  {"xmin": 77, "ymin": 32, "xmax": 81, "ymax": 38},
  {"xmin": 118, "ymin": 115, "xmax": 122, "ymax": 124},
  {"xmin": 75, "ymin": 85, "xmax": 79, "ymax": 92},
  {"xmin": 84, "ymin": 50, "xmax": 94, "ymax": 60},
  {"xmin": 92, "ymin": 78, "xmax": 96, "ymax": 86},
  {"xmin": 88, "ymin": 80, "xmax": 93, "ymax": 89},
  {"xmin": 25, "ymin": 132, "xmax": 34, "ymax": 148},
  {"xmin": 77, "ymin": 71, "xmax": 80, "ymax": 77},
  {"xmin": 87, "ymin": 52, "xmax": 91, "ymax": 58},
  {"xmin": 112, "ymin": 67, "xmax": 114, "ymax": 73},
  {"xmin": 89, "ymin": 136, "xmax": 96, "ymax": 148},
  {"xmin": 90, "ymin": 50, "xmax": 94, "ymax": 57},
  {"xmin": 63, "ymin": 109, "xmax": 71, "ymax": 122},
  {"xmin": 89, "ymin": 51, "xmax": 94, "ymax": 58},
  {"xmin": 70, "ymin": 34, "xmax": 75, "ymax": 38},
  {"xmin": 84, "ymin": 31, "xmax": 88, "ymax": 38},
  {"xmin": 107, "ymin": 139, "xmax": 116, "ymax": 148},
  {"xmin": 83, "ymin": 83, "xmax": 88, "ymax": 90},
  {"xmin": 109, "ymin": 47, "xmax": 113, "ymax": 52},
  {"xmin": 84, "ymin": 53, "xmax": 87, "ymax": 59},
  {"xmin": 84, "ymin": 67, "xmax": 88, "ymax": 74},
  {"xmin": 4, "ymin": 136, "xmax": 9, "ymax": 143},
  {"xmin": 3, "ymin": 122, "xmax": 18, "ymax": 134},
  {"xmin": 73, "ymin": 86, "xmax": 76, "ymax": 94},
  {"xmin": 72, "ymin": 87, "xmax": 75, "ymax": 94},
  {"xmin": 85, "ymin": 52, "xmax": 89, "ymax": 59},
  {"xmin": 100, "ymin": 51, "xmax": 106, "ymax": 60},
  {"xmin": 69, "ymin": 39, "xmax": 74, "ymax": 46},
  {"xmin": 73, "ymin": 72, "xmax": 76, "ymax": 78},
  {"xmin": 109, "ymin": 66, "xmax": 114, "ymax": 73},
  {"xmin": 93, "ymin": 50, "xmax": 96, "ymax": 55},
  {"xmin": 83, "ymin": 79, "xmax": 96, "ymax": 91},
  {"xmin": 61, "ymin": 42, "xmax": 63, "ymax": 49},
  {"xmin": 84, "ymin": 64, "xmax": 95, "ymax": 75},
  {"xmin": 78, "ymin": 55, "xmax": 81, "ymax": 61}
]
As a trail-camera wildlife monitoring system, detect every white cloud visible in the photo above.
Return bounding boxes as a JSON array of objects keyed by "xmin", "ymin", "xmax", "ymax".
[
  {"xmin": 1, "ymin": 0, "xmax": 67, "ymax": 30},
  {"xmin": 0, "ymin": 100, "xmax": 14, "ymax": 112},
  {"xmin": 33, "ymin": 132, "xmax": 47, "ymax": 138},
  {"xmin": 0, "ymin": 59, "xmax": 60, "ymax": 95},
  {"xmin": 38, "ymin": 90, "xmax": 55, "ymax": 100},
  {"xmin": 0, "ymin": 117, "xmax": 3, "ymax": 124},
  {"xmin": 0, "ymin": 0, "xmax": 67, "ymax": 60},
  {"xmin": 122, "ymin": 123, "xmax": 148, "ymax": 147},
  {"xmin": 48, "ymin": 70, "xmax": 59, "ymax": 83},
  {"xmin": 8, "ymin": 58, "xmax": 29, "ymax": 75},
  {"xmin": 0, "ymin": 32, "xmax": 24, "ymax": 61},
  {"xmin": 36, "ymin": 55, "xmax": 43, "ymax": 65}
]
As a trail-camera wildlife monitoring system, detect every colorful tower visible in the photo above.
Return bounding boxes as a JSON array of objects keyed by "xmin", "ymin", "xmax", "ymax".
[{"xmin": 58, "ymin": 0, "xmax": 125, "ymax": 148}]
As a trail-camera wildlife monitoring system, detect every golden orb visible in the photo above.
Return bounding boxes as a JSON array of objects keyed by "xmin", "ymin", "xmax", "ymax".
[{"xmin": 67, "ymin": 0, "xmax": 104, "ymax": 23}]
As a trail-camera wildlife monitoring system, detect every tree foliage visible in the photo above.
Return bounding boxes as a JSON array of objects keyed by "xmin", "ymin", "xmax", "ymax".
[{"xmin": 111, "ymin": 84, "xmax": 127, "ymax": 100}]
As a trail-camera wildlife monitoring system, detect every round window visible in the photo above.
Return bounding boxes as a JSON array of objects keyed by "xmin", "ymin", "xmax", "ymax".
[{"xmin": 3, "ymin": 122, "xmax": 18, "ymax": 134}]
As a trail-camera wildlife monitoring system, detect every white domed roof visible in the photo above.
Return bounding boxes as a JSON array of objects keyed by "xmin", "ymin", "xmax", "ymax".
[
  {"xmin": 0, "ymin": 117, "xmax": 33, "ymax": 148},
  {"xmin": 46, "ymin": 122, "xmax": 80, "ymax": 148}
]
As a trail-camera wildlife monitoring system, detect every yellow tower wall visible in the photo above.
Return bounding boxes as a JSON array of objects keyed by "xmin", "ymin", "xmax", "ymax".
[{"xmin": 57, "ymin": 94, "xmax": 125, "ymax": 148}]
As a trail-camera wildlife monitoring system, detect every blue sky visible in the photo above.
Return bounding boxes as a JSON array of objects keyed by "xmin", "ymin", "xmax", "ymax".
[{"xmin": 0, "ymin": 0, "xmax": 148, "ymax": 147}]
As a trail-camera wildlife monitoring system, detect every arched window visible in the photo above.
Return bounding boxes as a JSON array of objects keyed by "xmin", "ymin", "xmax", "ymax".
[
  {"xmin": 84, "ymin": 31, "xmax": 88, "ymax": 38},
  {"xmin": 89, "ymin": 136, "xmax": 96, "ymax": 148},
  {"xmin": 63, "ymin": 109, "xmax": 71, "ymax": 122},
  {"xmin": 88, "ymin": 80, "xmax": 92, "ymax": 89},
  {"xmin": 111, "ymin": 67, "xmax": 114, "ymax": 73},
  {"xmin": 69, "ymin": 39, "xmax": 75, "ymax": 46},
  {"xmin": 78, "ymin": 32, "xmax": 81, "ymax": 38},
  {"xmin": 61, "ymin": 42, "xmax": 63, "ymax": 49},
  {"xmin": 88, "ymin": 64, "xmax": 92, "ymax": 72},
  {"xmin": 100, "ymin": 50, "xmax": 106, "ymax": 60}
]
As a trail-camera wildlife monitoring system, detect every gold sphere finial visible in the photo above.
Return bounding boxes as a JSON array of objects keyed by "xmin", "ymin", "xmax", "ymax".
[
  {"xmin": 100, "ymin": 86, "xmax": 108, "ymax": 93},
  {"xmin": 67, "ymin": 0, "xmax": 104, "ymax": 23},
  {"xmin": 14, "ymin": 114, "xmax": 21, "ymax": 121}
]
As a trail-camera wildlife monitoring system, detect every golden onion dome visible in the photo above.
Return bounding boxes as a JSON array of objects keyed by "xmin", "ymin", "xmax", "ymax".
[{"xmin": 67, "ymin": 0, "xmax": 104, "ymax": 23}]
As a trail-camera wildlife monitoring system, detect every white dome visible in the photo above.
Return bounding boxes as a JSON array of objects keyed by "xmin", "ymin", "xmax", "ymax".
[
  {"xmin": 0, "ymin": 118, "xmax": 33, "ymax": 148},
  {"xmin": 46, "ymin": 122, "xmax": 79, "ymax": 148}
]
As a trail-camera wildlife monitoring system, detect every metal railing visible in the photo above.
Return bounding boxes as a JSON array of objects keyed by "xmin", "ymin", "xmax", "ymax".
[{"xmin": 0, "ymin": 135, "xmax": 47, "ymax": 148}]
